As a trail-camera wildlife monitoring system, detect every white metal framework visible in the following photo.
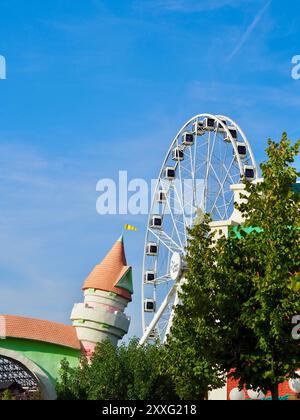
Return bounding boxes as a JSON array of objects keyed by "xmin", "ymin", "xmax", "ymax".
[
  {"xmin": 0, "ymin": 356, "xmax": 38, "ymax": 391},
  {"xmin": 140, "ymin": 114, "xmax": 258, "ymax": 345}
]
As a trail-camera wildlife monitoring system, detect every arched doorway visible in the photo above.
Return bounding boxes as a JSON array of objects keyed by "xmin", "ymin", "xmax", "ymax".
[
  {"xmin": 0, "ymin": 356, "xmax": 39, "ymax": 398},
  {"xmin": 0, "ymin": 349, "xmax": 56, "ymax": 400}
]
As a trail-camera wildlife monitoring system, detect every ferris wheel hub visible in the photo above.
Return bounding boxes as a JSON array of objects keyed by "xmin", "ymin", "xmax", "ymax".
[{"xmin": 170, "ymin": 252, "xmax": 184, "ymax": 282}]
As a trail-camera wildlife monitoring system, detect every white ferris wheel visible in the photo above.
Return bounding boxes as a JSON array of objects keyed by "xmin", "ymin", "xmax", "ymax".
[{"xmin": 140, "ymin": 114, "xmax": 258, "ymax": 345}]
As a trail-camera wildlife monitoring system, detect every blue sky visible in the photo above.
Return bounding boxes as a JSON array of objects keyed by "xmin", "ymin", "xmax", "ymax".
[{"xmin": 0, "ymin": 0, "xmax": 299, "ymax": 339}]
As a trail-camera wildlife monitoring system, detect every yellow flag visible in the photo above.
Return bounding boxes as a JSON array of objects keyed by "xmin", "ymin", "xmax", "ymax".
[{"xmin": 124, "ymin": 224, "xmax": 138, "ymax": 231}]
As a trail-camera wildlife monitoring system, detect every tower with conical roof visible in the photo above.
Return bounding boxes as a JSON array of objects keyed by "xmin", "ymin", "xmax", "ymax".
[{"xmin": 70, "ymin": 236, "xmax": 133, "ymax": 356}]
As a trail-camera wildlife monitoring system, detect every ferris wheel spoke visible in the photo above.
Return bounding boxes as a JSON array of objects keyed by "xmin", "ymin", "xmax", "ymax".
[
  {"xmin": 209, "ymin": 164, "xmax": 229, "ymax": 219},
  {"xmin": 149, "ymin": 228, "xmax": 183, "ymax": 254},
  {"xmin": 208, "ymin": 130, "xmax": 218, "ymax": 174},
  {"xmin": 223, "ymin": 139, "xmax": 229, "ymax": 168},
  {"xmin": 166, "ymin": 227, "xmax": 176, "ymax": 271},
  {"xmin": 149, "ymin": 273, "xmax": 171, "ymax": 284},
  {"xmin": 140, "ymin": 284, "xmax": 177, "ymax": 345},
  {"xmin": 176, "ymin": 140, "xmax": 186, "ymax": 183},
  {"xmin": 224, "ymin": 168, "xmax": 237, "ymax": 186},
  {"xmin": 210, "ymin": 156, "xmax": 236, "ymax": 215},
  {"xmin": 172, "ymin": 181, "xmax": 189, "ymax": 242},
  {"xmin": 211, "ymin": 202, "xmax": 224, "ymax": 219},
  {"xmin": 203, "ymin": 131, "xmax": 211, "ymax": 211},
  {"xmin": 195, "ymin": 160, "xmax": 207, "ymax": 175},
  {"xmin": 225, "ymin": 192, "xmax": 235, "ymax": 215},
  {"xmin": 163, "ymin": 190, "xmax": 185, "ymax": 251},
  {"xmin": 223, "ymin": 161, "xmax": 240, "ymax": 185},
  {"xmin": 160, "ymin": 229, "xmax": 185, "ymax": 253},
  {"xmin": 193, "ymin": 120, "xmax": 198, "ymax": 184},
  {"xmin": 176, "ymin": 139, "xmax": 188, "ymax": 234},
  {"xmin": 223, "ymin": 198, "xmax": 229, "ymax": 219},
  {"xmin": 188, "ymin": 147, "xmax": 197, "ymax": 227}
]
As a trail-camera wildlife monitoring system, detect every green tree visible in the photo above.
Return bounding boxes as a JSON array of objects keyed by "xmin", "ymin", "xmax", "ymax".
[
  {"xmin": 165, "ymin": 134, "xmax": 300, "ymax": 400},
  {"xmin": 56, "ymin": 357, "xmax": 89, "ymax": 400},
  {"xmin": 228, "ymin": 133, "xmax": 300, "ymax": 399},
  {"xmin": 163, "ymin": 218, "xmax": 228, "ymax": 399},
  {"xmin": 1, "ymin": 389, "xmax": 15, "ymax": 400},
  {"xmin": 57, "ymin": 338, "xmax": 178, "ymax": 400}
]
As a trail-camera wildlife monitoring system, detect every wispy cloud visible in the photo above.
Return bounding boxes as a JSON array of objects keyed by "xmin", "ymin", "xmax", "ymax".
[
  {"xmin": 227, "ymin": 0, "xmax": 272, "ymax": 62},
  {"xmin": 189, "ymin": 79, "xmax": 300, "ymax": 108},
  {"xmin": 136, "ymin": 0, "xmax": 250, "ymax": 13}
]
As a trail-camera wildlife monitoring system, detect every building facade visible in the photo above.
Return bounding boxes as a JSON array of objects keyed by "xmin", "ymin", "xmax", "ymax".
[{"xmin": 0, "ymin": 236, "xmax": 133, "ymax": 399}]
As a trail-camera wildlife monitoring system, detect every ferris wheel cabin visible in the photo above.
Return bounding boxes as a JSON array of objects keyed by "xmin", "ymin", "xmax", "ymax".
[
  {"xmin": 243, "ymin": 165, "xmax": 255, "ymax": 181},
  {"xmin": 192, "ymin": 121, "xmax": 205, "ymax": 135},
  {"xmin": 157, "ymin": 190, "xmax": 167, "ymax": 203},
  {"xmin": 182, "ymin": 131, "xmax": 194, "ymax": 146},
  {"xmin": 144, "ymin": 299, "xmax": 156, "ymax": 313},
  {"xmin": 214, "ymin": 119, "xmax": 227, "ymax": 133},
  {"xmin": 144, "ymin": 271, "xmax": 156, "ymax": 283},
  {"xmin": 236, "ymin": 142, "xmax": 247, "ymax": 159},
  {"xmin": 224, "ymin": 127, "xmax": 238, "ymax": 142},
  {"xmin": 150, "ymin": 215, "xmax": 163, "ymax": 229},
  {"xmin": 146, "ymin": 242, "xmax": 158, "ymax": 256},
  {"xmin": 203, "ymin": 117, "xmax": 215, "ymax": 131},
  {"xmin": 172, "ymin": 148, "xmax": 184, "ymax": 161},
  {"xmin": 165, "ymin": 166, "xmax": 176, "ymax": 180}
]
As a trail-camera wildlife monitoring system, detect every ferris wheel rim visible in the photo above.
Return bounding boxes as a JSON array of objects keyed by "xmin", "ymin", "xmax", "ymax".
[{"xmin": 216, "ymin": 114, "xmax": 258, "ymax": 179}]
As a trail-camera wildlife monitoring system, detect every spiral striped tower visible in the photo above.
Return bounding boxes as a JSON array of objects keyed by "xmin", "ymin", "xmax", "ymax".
[{"xmin": 71, "ymin": 236, "xmax": 133, "ymax": 356}]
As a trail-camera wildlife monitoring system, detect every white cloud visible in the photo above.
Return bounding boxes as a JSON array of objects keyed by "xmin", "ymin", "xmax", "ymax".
[
  {"xmin": 227, "ymin": 0, "xmax": 272, "ymax": 61},
  {"xmin": 137, "ymin": 0, "xmax": 252, "ymax": 12}
]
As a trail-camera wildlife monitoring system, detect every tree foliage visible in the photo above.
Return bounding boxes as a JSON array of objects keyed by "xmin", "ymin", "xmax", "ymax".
[
  {"xmin": 0, "ymin": 389, "xmax": 15, "ymax": 400},
  {"xmin": 163, "ymin": 218, "xmax": 227, "ymax": 399},
  {"xmin": 165, "ymin": 134, "xmax": 300, "ymax": 400},
  {"xmin": 56, "ymin": 338, "xmax": 178, "ymax": 400}
]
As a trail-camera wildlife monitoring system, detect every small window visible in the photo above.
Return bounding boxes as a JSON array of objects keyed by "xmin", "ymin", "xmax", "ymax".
[
  {"xmin": 144, "ymin": 299, "xmax": 156, "ymax": 312},
  {"xmin": 237, "ymin": 143, "xmax": 247, "ymax": 158},
  {"xmin": 150, "ymin": 216, "xmax": 163, "ymax": 229},
  {"xmin": 146, "ymin": 243, "xmax": 158, "ymax": 256},
  {"xmin": 144, "ymin": 271, "xmax": 156, "ymax": 283},
  {"xmin": 165, "ymin": 167, "xmax": 176, "ymax": 180},
  {"xmin": 244, "ymin": 166, "xmax": 255, "ymax": 181},
  {"xmin": 182, "ymin": 131, "xmax": 194, "ymax": 146}
]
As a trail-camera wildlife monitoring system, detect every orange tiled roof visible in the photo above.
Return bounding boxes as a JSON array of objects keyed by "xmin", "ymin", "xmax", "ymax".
[
  {"xmin": 82, "ymin": 236, "xmax": 132, "ymax": 301},
  {"xmin": 1, "ymin": 315, "xmax": 81, "ymax": 350}
]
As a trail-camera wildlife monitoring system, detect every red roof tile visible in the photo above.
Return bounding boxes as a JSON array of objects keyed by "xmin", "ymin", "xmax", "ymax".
[{"xmin": 1, "ymin": 315, "xmax": 81, "ymax": 350}]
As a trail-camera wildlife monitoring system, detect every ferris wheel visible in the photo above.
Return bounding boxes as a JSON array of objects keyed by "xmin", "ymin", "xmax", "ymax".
[{"xmin": 140, "ymin": 113, "xmax": 258, "ymax": 345}]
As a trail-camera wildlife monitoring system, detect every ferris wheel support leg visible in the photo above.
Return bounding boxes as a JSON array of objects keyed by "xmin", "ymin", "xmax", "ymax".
[
  {"xmin": 139, "ymin": 284, "xmax": 177, "ymax": 346},
  {"xmin": 163, "ymin": 289, "xmax": 179, "ymax": 343},
  {"xmin": 163, "ymin": 277, "xmax": 185, "ymax": 343}
]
